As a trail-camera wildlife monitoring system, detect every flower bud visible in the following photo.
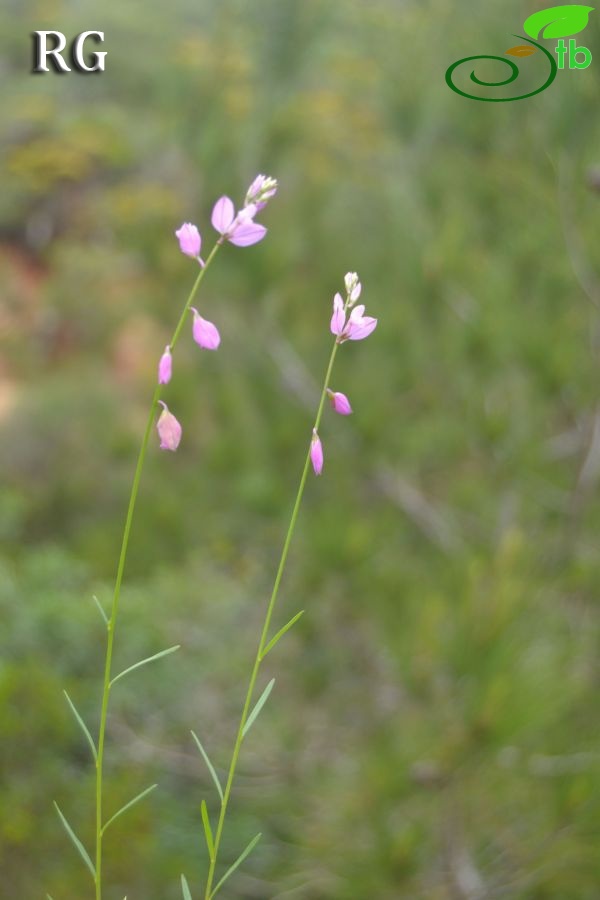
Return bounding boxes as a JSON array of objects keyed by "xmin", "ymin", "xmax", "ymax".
[
  {"xmin": 190, "ymin": 308, "xmax": 220, "ymax": 350},
  {"xmin": 158, "ymin": 346, "xmax": 172, "ymax": 385},
  {"xmin": 310, "ymin": 429, "xmax": 323, "ymax": 475},
  {"xmin": 175, "ymin": 223, "xmax": 202, "ymax": 258},
  {"xmin": 327, "ymin": 389, "xmax": 352, "ymax": 415},
  {"xmin": 344, "ymin": 271, "xmax": 362, "ymax": 304},
  {"xmin": 157, "ymin": 401, "xmax": 182, "ymax": 451},
  {"xmin": 244, "ymin": 174, "xmax": 278, "ymax": 210}
]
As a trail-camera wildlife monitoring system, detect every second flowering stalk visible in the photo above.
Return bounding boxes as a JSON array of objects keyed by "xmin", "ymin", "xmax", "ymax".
[{"xmin": 184, "ymin": 271, "xmax": 377, "ymax": 900}]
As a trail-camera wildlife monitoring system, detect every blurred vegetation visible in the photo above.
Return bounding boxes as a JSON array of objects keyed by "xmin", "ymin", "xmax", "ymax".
[{"xmin": 1, "ymin": 0, "xmax": 600, "ymax": 897}]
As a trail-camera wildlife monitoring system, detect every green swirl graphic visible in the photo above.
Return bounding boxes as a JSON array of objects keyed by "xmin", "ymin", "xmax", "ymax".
[{"xmin": 445, "ymin": 36, "xmax": 557, "ymax": 101}]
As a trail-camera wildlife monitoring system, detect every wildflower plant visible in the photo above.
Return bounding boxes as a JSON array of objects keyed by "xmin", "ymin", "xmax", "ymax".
[
  {"xmin": 52, "ymin": 175, "xmax": 377, "ymax": 900},
  {"xmin": 53, "ymin": 176, "xmax": 274, "ymax": 900}
]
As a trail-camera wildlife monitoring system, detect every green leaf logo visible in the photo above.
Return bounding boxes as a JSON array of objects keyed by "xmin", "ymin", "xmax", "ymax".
[{"xmin": 523, "ymin": 4, "xmax": 594, "ymax": 40}]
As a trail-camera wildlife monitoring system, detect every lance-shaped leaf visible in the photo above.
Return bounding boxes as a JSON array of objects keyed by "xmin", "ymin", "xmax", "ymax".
[
  {"xmin": 110, "ymin": 644, "xmax": 180, "ymax": 687},
  {"xmin": 63, "ymin": 690, "xmax": 97, "ymax": 761},
  {"xmin": 53, "ymin": 802, "xmax": 95, "ymax": 879},
  {"xmin": 92, "ymin": 594, "xmax": 108, "ymax": 625},
  {"xmin": 242, "ymin": 678, "xmax": 275, "ymax": 737},
  {"xmin": 201, "ymin": 799, "xmax": 215, "ymax": 859},
  {"xmin": 101, "ymin": 784, "xmax": 158, "ymax": 834},
  {"xmin": 260, "ymin": 611, "xmax": 304, "ymax": 659},
  {"xmin": 523, "ymin": 5, "xmax": 594, "ymax": 40},
  {"xmin": 191, "ymin": 731, "xmax": 223, "ymax": 802},
  {"xmin": 211, "ymin": 833, "xmax": 262, "ymax": 898},
  {"xmin": 181, "ymin": 874, "xmax": 193, "ymax": 900}
]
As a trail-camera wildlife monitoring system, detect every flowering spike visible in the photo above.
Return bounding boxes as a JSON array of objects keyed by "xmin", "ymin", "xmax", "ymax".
[
  {"xmin": 310, "ymin": 429, "xmax": 323, "ymax": 475},
  {"xmin": 156, "ymin": 401, "xmax": 182, "ymax": 451},
  {"xmin": 175, "ymin": 223, "xmax": 202, "ymax": 258},
  {"xmin": 158, "ymin": 346, "xmax": 172, "ymax": 385},
  {"xmin": 190, "ymin": 307, "xmax": 221, "ymax": 350},
  {"xmin": 327, "ymin": 389, "xmax": 352, "ymax": 415}
]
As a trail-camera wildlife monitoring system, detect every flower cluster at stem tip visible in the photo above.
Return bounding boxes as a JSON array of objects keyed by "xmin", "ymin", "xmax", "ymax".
[
  {"xmin": 159, "ymin": 175, "xmax": 278, "ymax": 449},
  {"xmin": 311, "ymin": 271, "xmax": 377, "ymax": 475},
  {"xmin": 165, "ymin": 189, "xmax": 378, "ymax": 473}
]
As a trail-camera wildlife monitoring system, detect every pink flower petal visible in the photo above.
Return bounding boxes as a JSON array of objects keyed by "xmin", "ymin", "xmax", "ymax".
[
  {"xmin": 347, "ymin": 316, "xmax": 377, "ymax": 341},
  {"xmin": 228, "ymin": 221, "xmax": 267, "ymax": 247},
  {"xmin": 349, "ymin": 304, "xmax": 366, "ymax": 322},
  {"xmin": 237, "ymin": 203, "xmax": 257, "ymax": 222},
  {"xmin": 330, "ymin": 293, "xmax": 346, "ymax": 336},
  {"xmin": 211, "ymin": 196, "xmax": 235, "ymax": 234}
]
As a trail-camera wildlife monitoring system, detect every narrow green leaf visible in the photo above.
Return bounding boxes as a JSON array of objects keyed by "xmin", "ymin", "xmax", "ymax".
[
  {"xmin": 191, "ymin": 731, "xmax": 223, "ymax": 802},
  {"xmin": 92, "ymin": 594, "xmax": 108, "ymax": 625},
  {"xmin": 110, "ymin": 644, "xmax": 180, "ymax": 687},
  {"xmin": 211, "ymin": 833, "xmax": 262, "ymax": 898},
  {"xmin": 261, "ymin": 610, "xmax": 304, "ymax": 659},
  {"xmin": 242, "ymin": 679, "xmax": 275, "ymax": 737},
  {"xmin": 63, "ymin": 691, "xmax": 97, "ymax": 762},
  {"xmin": 201, "ymin": 799, "xmax": 215, "ymax": 859},
  {"xmin": 181, "ymin": 874, "xmax": 193, "ymax": 900},
  {"xmin": 53, "ymin": 802, "xmax": 95, "ymax": 879},
  {"xmin": 46, "ymin": 895, "xmax": 55, "ymax": 899},
  {"xmin": 102, "ymin": 784, "xmax": 158, "ymax": 835}
]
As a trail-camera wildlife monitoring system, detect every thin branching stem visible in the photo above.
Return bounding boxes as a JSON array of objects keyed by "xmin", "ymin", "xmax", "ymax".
[{"xmin": 94, "ymin": 241, "xmax": 221, "ymax": 900}]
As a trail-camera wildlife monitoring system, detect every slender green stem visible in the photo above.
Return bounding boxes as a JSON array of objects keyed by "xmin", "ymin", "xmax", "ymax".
[
  {"xmin": 94, "ymin": 241, "xmax": 221, "ymax": 900},
  {"xmin": 203, "ymin": 330, "xmax": 342, "ymax": 899}
]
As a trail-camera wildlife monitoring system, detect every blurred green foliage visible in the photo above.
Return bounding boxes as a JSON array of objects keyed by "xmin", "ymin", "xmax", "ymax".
[{"xmin": 1, "ymin": 0, "xmax": 600, "ymax": 897}]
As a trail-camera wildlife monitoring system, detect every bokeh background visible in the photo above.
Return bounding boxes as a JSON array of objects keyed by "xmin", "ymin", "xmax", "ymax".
[{"xmin": 1, "ymin": 1, "xmax": 600, "ymax": 897}]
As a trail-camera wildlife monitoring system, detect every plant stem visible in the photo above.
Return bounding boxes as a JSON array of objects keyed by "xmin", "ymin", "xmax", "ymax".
[
  {"xmin": 94, "ymin": 241, "xmax": 221, "ymax": 900},
  {"xmin": 203, "ymin": 335, "xmax": 341, "ymax": 899}
]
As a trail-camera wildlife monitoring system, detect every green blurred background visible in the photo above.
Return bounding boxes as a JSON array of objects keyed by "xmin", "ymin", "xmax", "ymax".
[{"xmin": 1, "ymin": 1, "xmax": 599, "ymax": 897}]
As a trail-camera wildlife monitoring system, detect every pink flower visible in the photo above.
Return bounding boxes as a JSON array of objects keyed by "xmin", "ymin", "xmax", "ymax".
[
  {"xmin": 211, "ymin": 196, "xmax": 267, "ymax": 247},
  {"xmin": 327, "ymin": 389, "xmax": 352, "ymax": 415},
  {"xmin": 244, "ymin": 174, "xmax": 278, "ymax": 211},
  {"xmin": 330, "ymin": 293, "xmax": 377, "ymax": 343},
  {"xmin": 310, "ymin": 429, "xmax": 323, "ymax": 475},
  {"xmin": 175, "ymin": 223, "xmax": 202, "ymax": 258},
  {"xmin": 190, "ymin": 307, "xmax": 220, "ymax": 350},
  {"xmin": 158, "ymin": 346, "xmax": 172, "ymax": 384},
  {"xmin": 157, "ymin": 401, "xmax": 182, "ymax": 451}
]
